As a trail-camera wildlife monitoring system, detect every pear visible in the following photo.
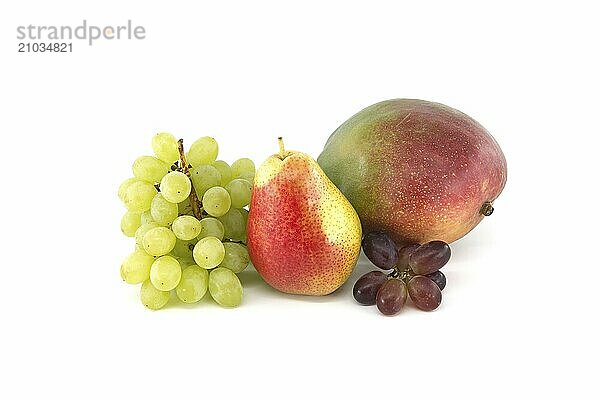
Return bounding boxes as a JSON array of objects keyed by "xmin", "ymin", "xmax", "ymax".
[{"xmin": 247, "ymin": 138, "xmax": 362, "ymax": 296}]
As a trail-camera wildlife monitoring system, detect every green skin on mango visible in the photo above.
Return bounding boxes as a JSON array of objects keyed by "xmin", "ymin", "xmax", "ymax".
[{"xmin": 317, "ymin": 99, "xmax": 507, "ymax": 245}]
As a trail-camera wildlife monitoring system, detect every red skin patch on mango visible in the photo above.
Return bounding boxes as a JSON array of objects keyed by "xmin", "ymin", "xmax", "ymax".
[
  {"xmin": 372, "ymin": 103, "xmax": 507, "ymax": 244},
  {"xmin": 247, "ymin": 157, "xmax": 355, "ymax": 296}
]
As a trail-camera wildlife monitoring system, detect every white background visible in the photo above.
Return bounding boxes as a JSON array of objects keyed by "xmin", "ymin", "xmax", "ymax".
[{"xmin": 1, "ymin": 1, "xmax": 598, "ymax": 399}]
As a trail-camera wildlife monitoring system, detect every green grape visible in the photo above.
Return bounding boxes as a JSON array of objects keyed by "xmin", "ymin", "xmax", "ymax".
[
  {"xmin": 213, "ymin": 160, "xmax": 232, "ymax": 186},
  {"xmin": 121, "ymin": 250, "xmax": 154, "ymax": 284},
  {"xmin": 193, "ymin": 237, "xmax": 225, "ymax": 269},
  {"xmin": 159, "ymin": 171, "xmax": 191, "ymax": 204},
  {"xmin": 171, "ymin": 238, "xmax": 197, "ymax": 260},
  {"xmin": 231, "ymin": 158, "xmax": 255, "ymax": 181},
  {"xmin": 141, "ymin": 210, "xmax": 155, "ymax": 225},
  {"xmin": 150, "ymin": 193, "xmax": 178, "ymax": 225},
  {"xmin": 120, "ymin": 263, "xmax": 127, "ymax": 281},
  {"xmin": 150, "ymin": 255, "xmax": 182, "ymax": 291},
  {"xmin": 203, "ymin": 186, "xmax": 231, "ymax": 217},
  {"xmin": 132, "ymin": 156, "xmax": 170, "ymax": 184},
  {"xmin": 135, "ymin": 222, "xmax": 160, "ymax": 247},
  {"xmin": 218, "ymin": 208, "xmax": 246, "ymax": 241},
  {"xmin": 123, "ymin": 180, "xmax": 157, "ymax": 212},
  {"xmin": 143, "ymin": 227, "xmax": 176, "ymax": 256},
  {"xmin": 239, "ymin": 208, "xmax": 249, "ymax": 224},
  {"xmin": 152, "ymin": 132, "xmax": 179, "ymax": 164},
  {"xmin": 186, "ymin": 136, "xmax": 218, "ymax": 166},
  {"xmin": 220, "ymin": 243, "xmax": 250, "ymax": 273},
  {"xmin": 209, "ymin": 267, "xmax": 243, "ymax": 307},
  {"xmin": 190, "ymin": 165, "xmax": 221, "ymax": 198},
  {"xmin": 118, "ymin": 177, "xmax": 140, "ymax": 202},
  {"xmin": 238, "ymin": 175, "xmax": 253, "ymax": 185},
  {"xmin": 239, "ymin": 208, "xmax": 248, "ymax": 242},
  {"xmin": 178, "ymin": 258, "xmax": 197, "ymax": 270},
  {"xmin": 197, "ymin": 217, "xmax": 225, "ymax": 241},
  {"xmin": 140, "ymin": 280, "xmax": 170, "ymax": 310},
  {"xmin": 121, "ymin": 211, "xmax": 142, "ymax": 237},
  {"xmin": 225, "ymin": 179, "xmax": 252, "ymax": 208},
  {"xmin": 172, "ymin": 215, "xmax": 202, "ymax": 240},
  {"xmin": 176, "ymin": 265, "xmax": 209, "ymax": 303}
]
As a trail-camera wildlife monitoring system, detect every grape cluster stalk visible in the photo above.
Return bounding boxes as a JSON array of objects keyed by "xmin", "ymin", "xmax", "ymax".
[{"xmin": 119, "ymin": 133, "xmax": 256, "ymax": 310}]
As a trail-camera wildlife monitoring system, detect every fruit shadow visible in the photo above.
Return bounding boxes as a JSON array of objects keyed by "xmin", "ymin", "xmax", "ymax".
[
  {"xmin": 238, "ymin": 266, "xmax": 352, "ymax": 303},
  {"xmin": 164, "ymin": 290, "xmax": 216, "ymax": 309},
  {"xmin": 236, "ymin": 267, "xmax": 265, "ymax": 289},
  {"xmin": 164, "ymin": 267, "xmax": 268, "ymax": 310},
  {"xmin": 445, "ymin": 228, "xmax": 494, "ymax": 264}
]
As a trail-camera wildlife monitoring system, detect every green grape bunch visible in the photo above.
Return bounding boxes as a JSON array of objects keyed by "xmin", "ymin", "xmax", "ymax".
[{"xmin": 118, "ymin": 132, "xmax": 255, "ymax": 310}]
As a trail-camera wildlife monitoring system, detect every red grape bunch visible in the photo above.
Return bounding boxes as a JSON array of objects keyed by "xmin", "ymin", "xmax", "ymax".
[{"xmin": 353, "ymin": 232, "xmax": 451, "ymax": 316}]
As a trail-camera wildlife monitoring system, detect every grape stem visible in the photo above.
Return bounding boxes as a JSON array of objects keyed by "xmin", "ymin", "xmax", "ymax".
[
  {"xmin": 222, "ymin": 239, "xmax": 246, "ymax": 245},
  {"xmin": 177, "ymin": 139, "xmax": 202, "ymax": 220},
  {"xmin": 390, "ymin": 267, "xmax": 414, "ymax": 284}
]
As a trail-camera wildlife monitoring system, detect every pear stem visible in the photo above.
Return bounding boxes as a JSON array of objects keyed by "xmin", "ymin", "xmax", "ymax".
[{"xmin": 278, "ymin": 137, "xmax": 286, "ymax": 159}]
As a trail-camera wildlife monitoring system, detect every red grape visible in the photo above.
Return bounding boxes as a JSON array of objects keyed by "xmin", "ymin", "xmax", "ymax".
[
  {"xmin": 408, "ymin": 240, "xmax": 451, "ymax": 275},
  {"xmin": 361, "ymin": 232, "xmax": 398, "ymax": 270},
  {"xmin": 376, "ymin": 278, "xmax": 407, "ymax": 316},
  {"xmin": 353, "ymin": 271, "xmax": 388, "ymax": 305},
  {"xmin": 407, "ymin": 276, "xmax": 442, "ymax": 311},
  {"xmin": 397, "ymin": 243, "xmax": 420, "ymax": 270},
  {"xmin": 426, "ymin": 271, "xmax": 446, "ymax": 291}
]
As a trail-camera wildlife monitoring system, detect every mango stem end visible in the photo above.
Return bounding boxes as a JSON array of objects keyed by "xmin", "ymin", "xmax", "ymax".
[{"xmin": 480, "ymin": 202, "xmax": 494, "ymax": 216}]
